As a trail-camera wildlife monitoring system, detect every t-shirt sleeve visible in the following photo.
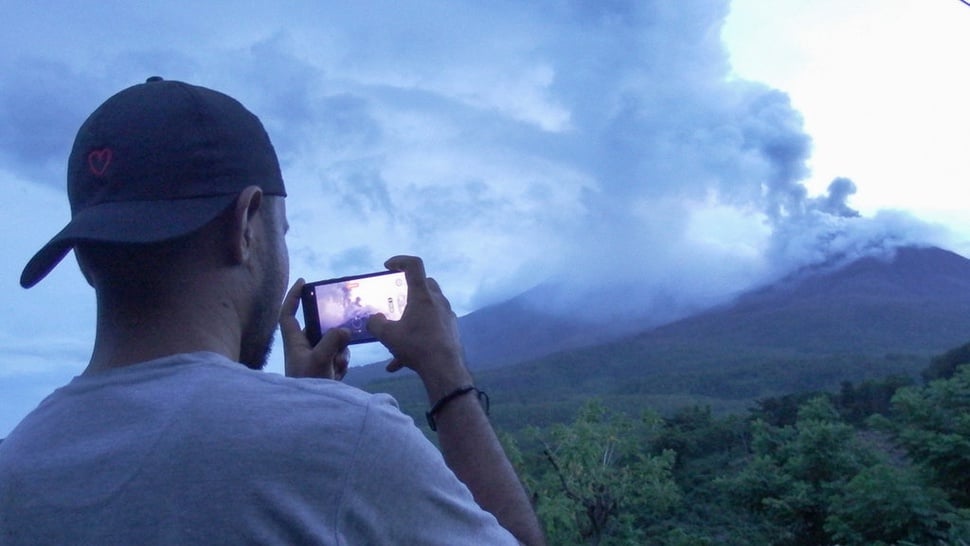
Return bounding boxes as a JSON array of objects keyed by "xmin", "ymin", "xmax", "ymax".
[{"xmin": 336, "ymin": 394, "xmax": 519, "ymax": 545}]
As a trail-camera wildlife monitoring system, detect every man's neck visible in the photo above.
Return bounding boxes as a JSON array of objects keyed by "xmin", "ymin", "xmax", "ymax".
[{"xmin": 84, "ymin": 290, "xmax": 242, "ymax": 374}]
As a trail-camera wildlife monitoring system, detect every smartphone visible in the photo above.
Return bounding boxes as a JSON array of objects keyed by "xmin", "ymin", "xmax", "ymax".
[{"xmin": 301, "ymin": 270, "xmax": 408, "ymax": 345}]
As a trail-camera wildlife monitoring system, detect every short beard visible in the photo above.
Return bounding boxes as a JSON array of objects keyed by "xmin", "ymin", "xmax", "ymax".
[
  {"xmin": 239, "ymin": 253, "xmax": 284, "ymax": 371},
  {"xmin": 239, "ymin": 311, "xmax": 276, "ymax": 370}
]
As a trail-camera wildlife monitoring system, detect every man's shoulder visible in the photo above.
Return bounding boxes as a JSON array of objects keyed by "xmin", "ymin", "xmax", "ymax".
[
  {"xmin": 172, "ymin": 351, "xmax": 402, "ymax": 417},
  {"xmin": 0, "ymin": 352, "xmax": 415, "ymax": 467},
  {"xmin": 35, "ymin": 351, "xmax": 407, "ymax": 438}
]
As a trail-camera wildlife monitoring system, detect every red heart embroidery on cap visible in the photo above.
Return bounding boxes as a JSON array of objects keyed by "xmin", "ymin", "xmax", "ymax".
[{"xmin": 88, "ymin": 148, "xmax": 113, "ymax": 177}]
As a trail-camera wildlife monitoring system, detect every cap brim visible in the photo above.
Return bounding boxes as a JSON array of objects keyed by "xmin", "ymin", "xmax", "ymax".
[{"xmin": 20, "ymin": 194, "xmax": 238, "ymax": 288}]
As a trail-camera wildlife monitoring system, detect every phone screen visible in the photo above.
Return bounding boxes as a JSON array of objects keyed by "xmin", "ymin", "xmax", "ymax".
[{"xmin": 301, "ymin": 270, "xmax": 408, "ymax": 344}]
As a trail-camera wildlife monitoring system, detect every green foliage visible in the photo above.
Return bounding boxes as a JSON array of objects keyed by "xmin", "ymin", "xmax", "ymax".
[
  {"xmin": 721, "ymin": 397, "xmax": 877, "ymax": 545},
  {"xmin": 504, "ymin": 364, "xmax": 970, "ymax": 545},
  {"xmin": 825, "ymin": 463, "xmax": 968, "ymax": 545},
  {"xmin": 654, "ymin": 405, "xmax": 748, "ymax": 467},
  {"xmin": 525, "ymin": 400, "xmax": 680, "ymax": 545},
  {"xmin": 750, "ymin": 392, "xmax": 822, "ymax": 427},
  {"xmin": 835, "ymin": 375, "xmax": 914, "ymax": 425},
  {"xmin": 923, "ymin": 342, "xmax": 970, "ymax": 381},
  {"xmin": 883, "ymin": 364, "xmax": 970, "ymax": 505},
  {"xmin": 751, "ymin": 374, "xmax": 914, "ymax": 430},
  {"xmin": 369, "ymin": 338, "xmax": 970, "ymax": 543}
]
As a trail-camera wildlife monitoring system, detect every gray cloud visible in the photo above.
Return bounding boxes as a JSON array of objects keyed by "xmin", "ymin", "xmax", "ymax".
[
  {"xmin": 0, "ymin": 60, "xmax": 97, "ymax": 187},
  {"xmin": 809, "ymin": 177, "xmax": 861, "ymax": 218},
  {"xmin": 2, "ymin": 0, "xmax": 951, "ymax": 322}
]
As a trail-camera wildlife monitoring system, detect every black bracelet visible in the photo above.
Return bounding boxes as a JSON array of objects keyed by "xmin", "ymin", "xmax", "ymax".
[{"xmin": 426, "ymin": 385, "xmax": 489, "ymax": 431}]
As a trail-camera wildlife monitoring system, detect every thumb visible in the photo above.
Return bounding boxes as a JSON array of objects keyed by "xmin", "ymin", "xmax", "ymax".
[
  {"xmin": 385, "ymin": 358, "xmax": 404, "ymax": 373},
  {"xmin": 314, "ymin": 328, "xmax": 351, "ymax": 361}
]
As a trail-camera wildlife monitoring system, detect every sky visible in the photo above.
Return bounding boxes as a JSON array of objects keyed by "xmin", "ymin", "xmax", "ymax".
[{"xmin": 2, "ymin": 0, "xmax": 968, "ymax": 437}]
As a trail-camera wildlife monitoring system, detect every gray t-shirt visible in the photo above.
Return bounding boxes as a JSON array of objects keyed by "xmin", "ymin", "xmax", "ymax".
[{"xmin": 0, "ymin": 352, "xmax": 517, "ymax": 545}]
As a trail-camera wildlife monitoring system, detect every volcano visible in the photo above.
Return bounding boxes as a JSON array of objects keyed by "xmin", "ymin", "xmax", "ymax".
[{"xmin": 354, "ymin": 246, "xmax": 970, "ymax": 426}]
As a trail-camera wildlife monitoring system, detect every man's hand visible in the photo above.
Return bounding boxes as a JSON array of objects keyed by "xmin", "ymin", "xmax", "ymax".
[
  {"xmin": 368, "ymin": 256, "xmax": 472, "ymax": 398},
  {"xmin": 279, "ymin": 279, "xmax": 351, "ymax": 380},
  {"xmin": 368, "ymin": 256, "xmax": 547, "ymax": 545}
]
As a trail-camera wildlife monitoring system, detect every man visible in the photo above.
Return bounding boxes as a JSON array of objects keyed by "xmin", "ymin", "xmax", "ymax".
[{"xmin": 0, "ymin": 78, "xmax": 545, "ymax": 545}]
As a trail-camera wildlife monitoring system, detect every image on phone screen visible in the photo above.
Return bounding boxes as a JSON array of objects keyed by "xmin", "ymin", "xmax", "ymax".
[{"xmin": 301, "ymin": 271, "xmax": 408, "ymax": 344}]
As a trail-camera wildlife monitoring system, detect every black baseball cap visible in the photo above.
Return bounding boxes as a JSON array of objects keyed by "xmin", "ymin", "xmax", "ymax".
[{"xmin": 20, "ymin": 77, "xmax": 287, "ymax": 288}]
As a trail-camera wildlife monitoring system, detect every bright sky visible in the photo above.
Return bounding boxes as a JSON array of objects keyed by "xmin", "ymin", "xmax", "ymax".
[
  {"xmin": 2, "ymin": 0, "xmax": 968, "ymax": 437},
  {"xmin": 724, "ymin": 0, "xmax": 970, "ymax": 234}
]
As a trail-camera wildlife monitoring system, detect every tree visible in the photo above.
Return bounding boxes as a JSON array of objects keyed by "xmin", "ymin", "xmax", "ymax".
[
  {"xmin": 722, "ymin": 396, "xmax": 877, "ymax": 545},
  {"xmin": 922, "ymin": 342, "xmax": 970, "ymax": 382},
  {"xmin": 883, "ymin": 364, "xmax": 970, "ymax": 506},
  {"xmin": 527, "ymin": 400, "xmax": 680, "ymax": 545},
  {"xmin": 835, "ymin": 375, "xmax": 914, "ymax": 425},
  {"xmin": 825, "ymin": 463, "xmax": 969, "ymax": 545}
]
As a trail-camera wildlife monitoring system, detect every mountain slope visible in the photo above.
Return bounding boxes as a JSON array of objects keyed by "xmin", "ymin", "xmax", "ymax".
[
  {"xmin": 651, "ymin": 245, "xmax": 970, "ymax": 356},
  {"xmin": 345, "ymin": 279, "xmax": 680, "ymax": 387},
  {"xmin": 363, "ymin": 246, "xmax": 970, "ymax": 428}
]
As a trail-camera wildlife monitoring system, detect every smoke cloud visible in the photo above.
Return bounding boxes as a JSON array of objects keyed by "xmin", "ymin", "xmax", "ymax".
[{"xmin": 1, "ymin": 0, "xmax": 953, "ymax": 323}]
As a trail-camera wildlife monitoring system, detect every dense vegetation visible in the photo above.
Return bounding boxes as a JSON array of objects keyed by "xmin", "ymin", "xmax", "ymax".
[
  {"xmin": 500, "ymin": 344, "xmax": 970, "ymax": 544},
  {"xmin": 369, "ymin": 342, "xmax": 970, "ymax": 544},
  {"xmin": 367, "ymin": 348, "xmax": 933, "ymax": 433}
]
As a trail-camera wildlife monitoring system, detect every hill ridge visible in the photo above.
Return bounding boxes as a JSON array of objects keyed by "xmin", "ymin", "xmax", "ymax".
[{"xmin": 358, "ymin": 245, "xmax": 970, "ymax": 428}]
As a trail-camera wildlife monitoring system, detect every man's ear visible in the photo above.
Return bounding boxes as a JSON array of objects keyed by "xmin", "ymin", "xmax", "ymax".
[{"xmin": 230, "ymin": 186, "xmax": 264, "ymax": 264}]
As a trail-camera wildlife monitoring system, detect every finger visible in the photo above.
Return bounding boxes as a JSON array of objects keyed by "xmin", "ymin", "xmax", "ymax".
[
  {"xmin": 334, "ymin": 347, "xmax": 350, "ymax": 381},
  {"xmin": 384, "ymin": 255, "xmax": 428, "ymax": 293},
  {"xmin": 315, "ymin": 327, "xmax": 351, "ymax": 361},
  {"xmin": 367, "ymin": 312, "xmax": 390, "ymax": 340},
  {"xmin": 280, "ymin": 278, "xmax": 305, "ymax": 318},
  {"xmin": 279, "ymin": 279, "xmax": 307, "ymax": 340},
  {"xmin": 385, "ymin": 358, "xmax": 404, "ymax": 373},
  {"xmin": 425, "ymin": 277, "xmax": 453, "ymax": 312}
]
